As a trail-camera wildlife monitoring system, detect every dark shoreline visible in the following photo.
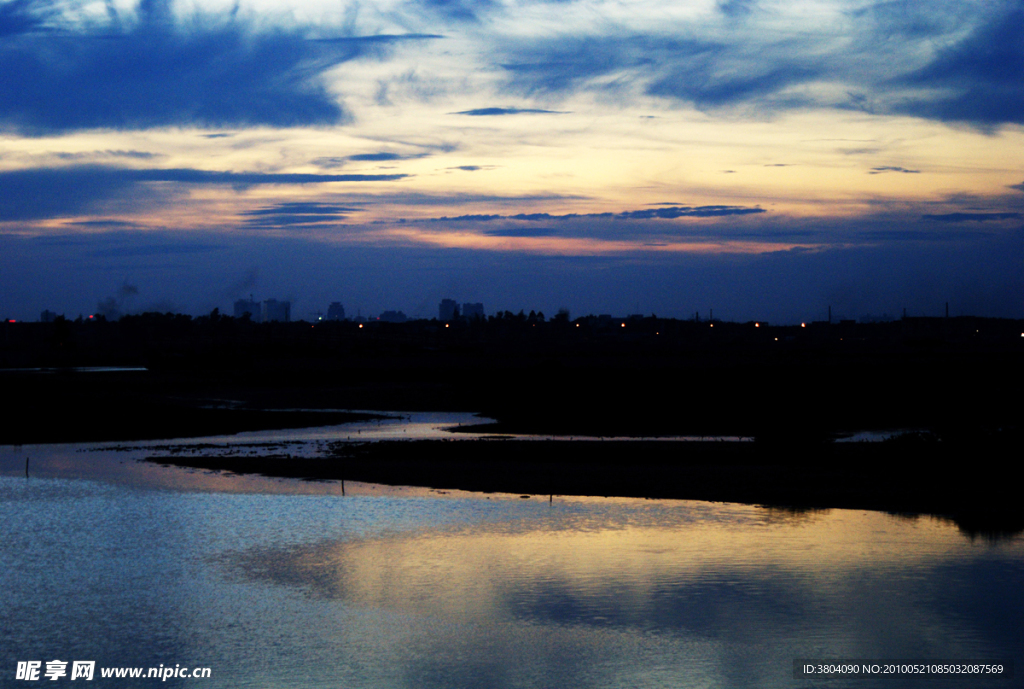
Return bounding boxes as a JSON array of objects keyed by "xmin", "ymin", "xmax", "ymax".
[
  {"xmin": 145, "ymin": 437, "xmax": 1024, "ymax": 538},
  {"xmin": 5, "ymin": 314, "xmax": 1021, "ymax": 536},
  {"xmin": 4, "ymin": 313, "xmax": 1022, "ymax": 444}
]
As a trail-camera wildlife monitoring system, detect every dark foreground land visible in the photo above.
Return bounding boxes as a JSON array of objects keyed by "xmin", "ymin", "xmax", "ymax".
[
  {"xmin": 4, "ymin": 312, "xmax": 1023, "ymax": 441},
  {"xmin": 148, "ymin": 435, "xmax": 1023, "ymax": 538},
  {"xmin": 3, "ymin": 313, "xmax": 1023, "ymax": 533}
]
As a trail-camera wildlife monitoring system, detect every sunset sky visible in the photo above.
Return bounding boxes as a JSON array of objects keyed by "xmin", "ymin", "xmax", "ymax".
[{"xmin": 1, "ymin": 0, "xmax": 1021, "ymax": 321}]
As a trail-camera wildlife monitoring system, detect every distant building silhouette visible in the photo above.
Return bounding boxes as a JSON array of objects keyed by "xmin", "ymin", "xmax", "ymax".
[
  {"xmin": 462, "ymin": 303, "xmax": 484, "ymax": 320},
  {"xmin": 439, "ymin": 298, "xmax": 459, "ymax": 321},
  {"xmin": 378, "ymin": 310, "xmax": 408, "ymax": 323},
  {"xmin": 95, "ymin": 298, "xmax": 120, "ymax": 321},
  {"xmin": 262, "ymin": 299, "xmax": 290, "ymax": 323},
  {"xmin": 40, "ymin": 310, "xmax": 58, "ymax": 323},
  {"xmin": 326, "ymin": 302, "xmax": 346, "ymax": 321},
  {"xmin": 234, "ymin": 298, "xmax": 261, "ymax": 322},
  {"xmin": 859, "ymin": 313, "xmax": 894, "ymax": 323}
]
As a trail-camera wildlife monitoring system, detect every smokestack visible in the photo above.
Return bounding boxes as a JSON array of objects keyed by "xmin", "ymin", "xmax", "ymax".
[{"xmin": 945, "ymin": 302, "xmax": 949, "ymax": 318}]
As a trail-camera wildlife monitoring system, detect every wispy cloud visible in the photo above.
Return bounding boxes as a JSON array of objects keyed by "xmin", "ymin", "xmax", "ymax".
[
  {"xmin": 452, "ymin": 107, "xmax": 568, "ymax": 116},
  {"xmin": 0, "ymin": 165, "xmax": 408, "ymax": 221},
  {"xmin": 346, "ymin": 152, "xmax": 430, "ymax": 161},
  {"xmin": 0, "ymin": 0, "xmax": 54, "ymax": 38},
  {"xmin": 483, "ymin": 227, "xmax": 559, "ymax": 237},
  {"xmin": 0, "ymin": 0, "xmax": 439, "ymax": 133},
  {"xmin": 894, "ymin": 5, "xmax": 1024, "ymax": 127},
  {"xmin": 488, "ymin": 1, "xmax": 1023, "ymax": 129},
  {"xmin": 922, "ymin": 212, "xmax": 1022, "ymax": 223},
  {"xmin": 63, "ymin": 219, "xmax": 145, "ymax": 229},
  {"xmin": 239, "ymin": 201, "xmax": 361, "ymax": 229},
  {"xmin": 869, "ymin": 166, "xmax": 920, "ymax": 174},
  {"xmin": 53, "ymin": 150, "xmax": 160, "ymax": 161},
  {"xmin": 430, "ymin": 204, "xmax": 765, "ymax": 222},
  {"xmin": 409, "ymin": 0, "xmax": 496, "ymax": 24}
]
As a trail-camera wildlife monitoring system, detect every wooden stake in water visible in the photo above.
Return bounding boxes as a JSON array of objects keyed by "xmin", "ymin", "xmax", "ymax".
[{"xmin": 25, "ymin": 457, "xmax": 29, "ymax": 478}]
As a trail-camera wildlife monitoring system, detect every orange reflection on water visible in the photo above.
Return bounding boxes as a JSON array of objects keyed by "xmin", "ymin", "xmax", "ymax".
[{"xmin": 232, "ymin": 502, "xmax": 986, "ymax": 625}]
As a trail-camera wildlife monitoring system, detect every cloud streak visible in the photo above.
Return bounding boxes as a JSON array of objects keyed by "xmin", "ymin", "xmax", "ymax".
[
  {"xmin": 0, "ymin": 0, "xmax": 438, "ymax": 133},
  {"xmin": 869, "ymin": 167, "xmax": 920, "ymax": 175},
  {"xmin": 0, "ymin": 165, "xmax": 407, "ymax": 221},
  {"xmin": 239, "ymin": 202, "xmax": 361, "ymax": 229},
  {"xmin": 894, "ymin": 5, "xmax": 1024, "ymax": 127},
  {"xmin": 452, "ymin": 107, "xmax": 568, "ymax": 116},
  {"xmin": 430, "ymin": 205, "xmax": 766, "ymax": 223},
  {"xmin": 490, "ymin": 2, "xmax": 1024, "ymax": 128},
  {"xmin": 922, "ymin": 212, "xmax": 1022, "ymax": 223},
  {"xmin": 0, "ymin": 0, "xmax": 53, "ymax": 38}
]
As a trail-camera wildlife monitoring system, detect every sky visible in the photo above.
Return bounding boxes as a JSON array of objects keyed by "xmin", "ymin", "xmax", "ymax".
[{"xmin": 1, "ymin": 0, "xmax": 1022, "ymax": 322}]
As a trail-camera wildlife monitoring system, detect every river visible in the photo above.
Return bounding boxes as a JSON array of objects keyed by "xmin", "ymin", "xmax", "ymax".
[{"xmin": 1, "ymin": 417, "xmax": 1020, "ymax": 688}]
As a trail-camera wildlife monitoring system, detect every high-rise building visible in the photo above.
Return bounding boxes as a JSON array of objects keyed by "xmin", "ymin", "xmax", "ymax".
[
  {"xmin": 462, "ymin": 303, "xmax": 484, "ymax": 319},
  {"xmin": 262, "ymin": 299, "xmax": 290, "ymax": 323},
  {"xmin": 439, "ymin": 298, "xmax": 459, "ymax": 321},
  {"xmin": 234, "ymin": 298, "xmax": 261, "ymax": 322},
  {"xmin": 326, "ymin": 302, "xmax": 346, "ymax": 321}
]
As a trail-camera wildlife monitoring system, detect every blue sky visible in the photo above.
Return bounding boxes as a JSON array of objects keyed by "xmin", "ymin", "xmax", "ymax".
[{"xmin": 1, "ymin": 0, "xmax": 1021, "ymax": 321}]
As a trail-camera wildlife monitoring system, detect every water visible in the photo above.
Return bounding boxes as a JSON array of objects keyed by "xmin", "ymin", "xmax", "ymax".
[{"xmin": 1, "ymin": 430, "xmax": 1021, "ymax": 688}]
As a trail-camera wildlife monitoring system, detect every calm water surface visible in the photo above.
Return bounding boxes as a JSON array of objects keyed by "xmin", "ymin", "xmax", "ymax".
[{"xmin": 1, "ymin": 427, "xmax": 1020, "ymax": 688}]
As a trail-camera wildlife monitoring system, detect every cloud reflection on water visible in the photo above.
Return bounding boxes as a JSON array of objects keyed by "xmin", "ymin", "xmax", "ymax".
[{"xmin": 224, "ymin": 504, "xmax": 1022, "ymax": 687}]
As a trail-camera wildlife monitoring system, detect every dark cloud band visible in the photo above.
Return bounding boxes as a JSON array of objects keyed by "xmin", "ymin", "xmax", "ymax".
[
  {"xmin": 0, "ymin": 165, "xmax": 407, "ymax": 221},
  {"xmin": 431, "ymin": 205, "xmax": 765, "ymax": 223},
  {"xmin": 452, "ymin": 107, "xmax": 567, "ymax": 116},
  {"xmin": 0, "ymin": 0, "xmax": 438, "ymax": 133}
]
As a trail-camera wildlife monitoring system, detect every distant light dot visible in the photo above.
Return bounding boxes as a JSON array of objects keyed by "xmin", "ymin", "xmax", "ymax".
[
  {"xmin": 801, "ymin": 323, "xmax": 806, "ymax": 328},
  {"xmin": 358, "ymin": 324, "xmax": 363, "ymax": 329},
  {"xmin": 755, "ymin": 322, "xmax": 759, "ymax": 327},
  {"xmin": 621, "ymin": 323, "xmax": 625, "ymax": 327}
]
